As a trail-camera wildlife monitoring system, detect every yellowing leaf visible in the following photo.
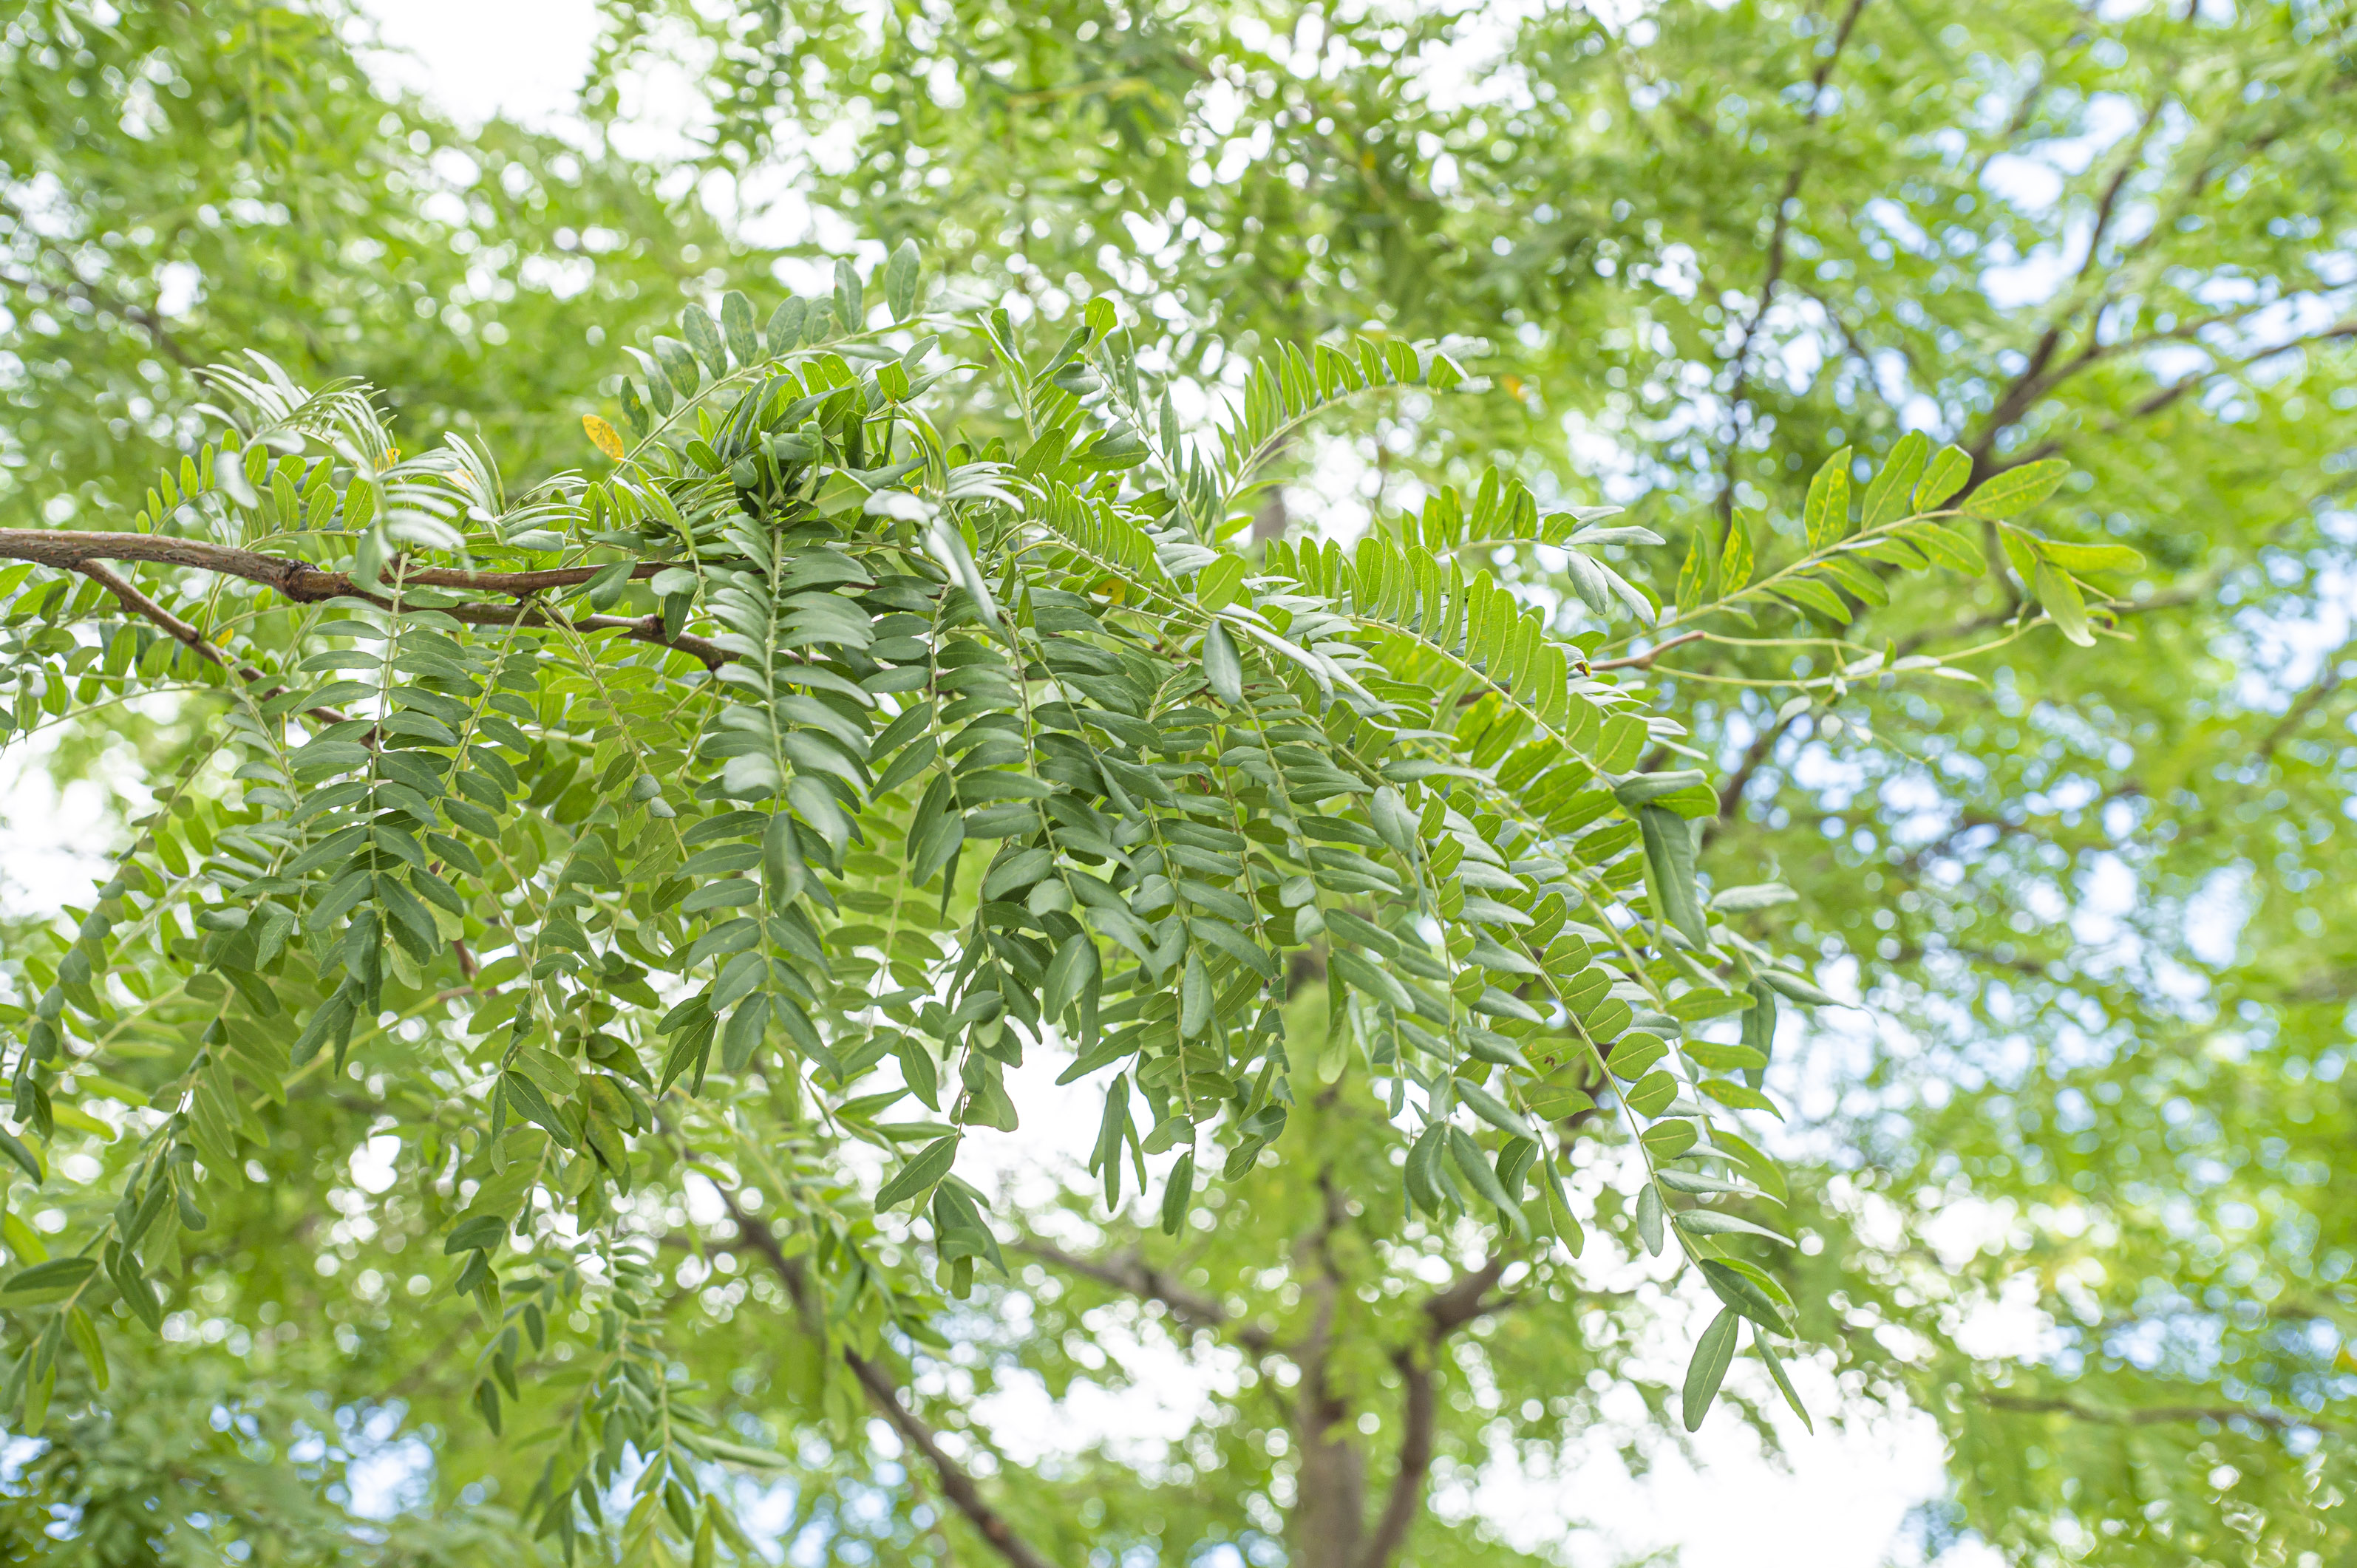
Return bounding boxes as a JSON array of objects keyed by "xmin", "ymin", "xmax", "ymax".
[
  {"xmin": 1720, "ymin": 513, "xmax": 1755, "ymax": 590},
  {"xmin": 582, "ymin": 414, "xmax": 626, "ymax": 462}
]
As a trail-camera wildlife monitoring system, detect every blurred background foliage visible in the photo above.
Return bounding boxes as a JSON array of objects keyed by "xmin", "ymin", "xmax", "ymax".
[{"xmin": 1, "ymin": 0, "xmax": 2353, "ymax": 1563}]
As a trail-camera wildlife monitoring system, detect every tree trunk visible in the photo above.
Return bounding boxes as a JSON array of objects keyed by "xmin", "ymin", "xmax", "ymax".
[
  {"xmin": 1289, "ymin": 1170, "xmax": 1364, "ymax": 1568},
  {"xmin": 1289, "ymin": 1377, "xmax": 1367, "ymax": 1568},
  {"xmin": 1254, "ymin": 485, "xmax": 1290, "ymax": 542}
]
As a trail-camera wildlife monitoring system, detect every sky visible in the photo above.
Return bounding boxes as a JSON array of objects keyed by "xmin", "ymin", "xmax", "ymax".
[{"xmin": 0, "ymin": 4, "xmax": 2012, "ymax": 1564}]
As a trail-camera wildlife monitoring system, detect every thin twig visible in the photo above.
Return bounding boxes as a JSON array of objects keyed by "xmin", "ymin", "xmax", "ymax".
[
  {"xmin": 1714, "ymin": 0, "xmax": 1874, "ymax": 527},
  {"xmin": 1014, "ymin": 1238, "xmax": 1276, "ymax": 1354},
  {"xmin": 1591, "ymin": 630, "xmax": 1704, "ymax": 670}
]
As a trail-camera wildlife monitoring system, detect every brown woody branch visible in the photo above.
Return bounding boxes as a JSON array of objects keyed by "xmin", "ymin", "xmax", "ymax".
[
  {"xmin": 1015, "ymin": 1238, "xmax": 1277, "ymax": 1354},
  {"xmin": 1955, "ymin": 98, "xmax": 2271, "ymax": 487},
  {"xmin": 1, "ymin": 530, "xmax": 729, "ymax": 669},
  {"xmin": 723, "ymin": 1193, "xmax": 1058, "ymax": 1568},
  {"xmin": 841, "ymin": 1351, "xmax": 1061, "ymax": 1568},
  {"xmin": 1591, "ymin": 630, "xmax": 1704, "ymax": 671},
  {"xmin": 0, "ymin": 528, "xmax": 652, "ymax": 596},
  {"xmin": 1356, "ymin": 1257, "xmax": 1511, "ymax": 1568},
  {"xmin": 69, "ymin": 558, "xmax": 352, "ymax": 725}
]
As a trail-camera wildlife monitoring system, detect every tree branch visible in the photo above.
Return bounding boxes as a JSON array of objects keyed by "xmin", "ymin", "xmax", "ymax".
[
  {"xmin": 1014, "ymin": 1238, "xmax": 1276, "ymax": 1354},
  {"xmin": 1361, "ymin": 1349, "xmax": 1438, "ymax": 1568},
  {"xmin": 1421, "ymin": 1255, "xmax": 1511, "ymax": 1337},
  {"xmin": 724, "ymin": 1193, "xmax": 1061, "ymax": 1568},
  {"xmin": 1292, "ymin": 1167, "xmax": 1367, "ymax": 1568},
  {"xmin": 0, "ymin": 528, "xmax": 653, "ymax": 596},
  {"xmin": 1959, "ymin": 100, "xmax": 2165, "ymax": 480},
  {"xmin": 1981, "ymin": 1392, "xmax": 2332, "ymax": 1434},
  {"xmin": 2256, "ymin": 640, "xmax": 2350, "ymax": 763},
  {"xmin": 1591, "ymin": 630, "xmax": 1704, "ymax": 671},
  {"xmin": 1356, "ymin": 1256, "xmax": 1511, "ymax": 1568},
  {"xmin": 1714, "ymin": 0, "xmax": 1873, "ymax": 526},
  {"xmin": 0, "ymin": 208, "xmax": 200, "ymax": 370},
  {"xmin": 1701, "ymin": 711, "xmax": 1798, "ymax": 847},
  {"xmin": 69, "ymin": 558, "xmax": 351, "ymax": 724},
  {"xmin": 841, "ymin": 1351, "xmax": 1061, "ymax": 1568},
  {"xmin": 2, "ymin": 531, "xmax": 729, "ymax": 668}
]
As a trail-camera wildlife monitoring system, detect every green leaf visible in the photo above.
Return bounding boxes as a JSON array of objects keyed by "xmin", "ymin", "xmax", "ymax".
[
  {"xmin": 1445, "ymin": 1126, "xmax": 1522, "ymax": 1224},
  {"xmin": 1180, "ymin": 949, "xmax": 1213, "ymax": 1037},
  {"xmin": 1541, "ymin": 1171, "xmax": 1586, "ymax": 1257},
  {"xmin": 2037, "ymin": 539, "xmax": 2146, "ymax": 574},
  {"xmin": 1634, "ymin": 1182, "xmax": 1665, "ymax": 1255},
  {"xmin": 1914, "ymin": 443, "xmax": 1972, "ymax": 510},
  {"xmin": 1802, "ymin": 447, "xmax": 1852, "ymax": 550},
  {"xmin": 1675, "ymin": 526, "xmax": 1715, "ymax": 612},
  {"xmin": 1453, "ymin": 1076, "xmax": 1535, "ymax": 1139},
  {"xmin": 1756, "ymin": 1335, "xmax": 1814, "ymax": 1433},
  {"xmin": 884, "ymin": 239, "xmax": 922, "ymax": 321},
  {"xmin": 1757, "ymin": 969, "xmax": 1840, "ymax": 1006},
  {"xmin": 1160, "ymin": 1151, "xmax": 1195, "ymax": 1235},
  {"xmin": 1861, "ymin": 431, "xmax": 1929, "ymax": 527},
  {"xmin": 1681, "ymin": 1307, "xmax": 1741, "ymax": 1431},
  {"xmin": 0, "ymin": 1256, "xmax": 95, "ymax": 1307},
  {"xmin": 1638, "ymin": 805, "xmax": 1708, "ymax": 946},
  {"xmin": 1195, "ymin": 554, "xmax": 1246, "ymax": 613},
  {"xmin": 1697, "ymin": 1079, "xmax": 1783, "ymax": 1116},
  {"xmin": 1899, "ymin": 520, "xmax": 1985, "ymax": 574},
  {"xmin": 682, "ymin": 304, "xmax": 729, "ymax": 378},
  {"xmin": 445, "ymin": 1213, "xmax": 510, "ymax": 1254},
  {"xmin": 719, "ymin": 993, "xmax": 770, "ymax": 1072},
  {"xmin": 1623, "ymin": 1070, "xmax": 1678, "ymax": 1117},
  {"xmin": 1771, "ymin": 576, "xmax": 1852, "ymax": 624},
  {"xmin": 834, "ymin": 258, "xmax": 864, "ymax": 335},
  {"xmin": 2034, "ymin": 561, "xmax": 2096, "ymax": 647},
  {"xmin": 1718, "ymin": 511, "xmax": 1755, "ymax": 590},
  {"xmin": 1203, "ymin": 621, "xmax": 1243, "ymax": 705},
  {"xmin": 1675, "ymin": 1210, "xmax": 1792, "ymax": 1243},
  {"xmin": 1962, "ymin": 458, "xmax": 2070, "ymax": 518},
  {"xmin": 766, "ymin": 298, "xmax": 807, "ymax": 355},
  {"xmin": 876, "ymin": 1135, "xmax": 959, "ymax": 1210},
  {"xmin": 1044, "ymin": 934, "xmax": 1099, "ymax": 1020},
  {"xmin": 0, "ymin": 1130, "xmax": 43, "ymax": 1184},
  {"xmin": 720, "ymin": 290, "xmax": 760, "ymax": 367},
  {"xmin": 1699, "ymin": 1258, "xmax": 1794, "ymax": 1330},
  {"xmin": 1370, "ymin": 786, "xmax": 1417, "ymax": 855}
]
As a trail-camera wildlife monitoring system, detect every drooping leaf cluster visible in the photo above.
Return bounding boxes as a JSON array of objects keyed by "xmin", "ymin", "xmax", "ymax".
[{"xmin": 0, "ymin": 235, "xmax": 2139, "ymax": 1551}]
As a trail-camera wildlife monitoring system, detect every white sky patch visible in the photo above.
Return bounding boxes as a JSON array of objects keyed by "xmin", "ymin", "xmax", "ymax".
[
  {"xmin": 0, "ymin": 721, "xmax": 140, "ymax": 921},
  {"xmin": 350, "ymin": 0, "xmax": 605, "ymax": 133}
]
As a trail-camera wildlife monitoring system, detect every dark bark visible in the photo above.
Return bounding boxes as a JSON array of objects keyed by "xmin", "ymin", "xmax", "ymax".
[
  {"xmin": 69, "ymin": 556, "xmax": 351, "ymax": 723},
  {"xmin": 1, "ymin": 531, "xmax": 729, "ymax": 667}
]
